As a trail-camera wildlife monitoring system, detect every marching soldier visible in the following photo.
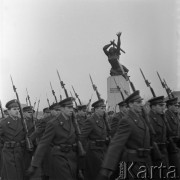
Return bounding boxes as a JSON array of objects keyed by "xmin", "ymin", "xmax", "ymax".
[
  {"xmin": 79, "ymin": 99, "xmax": 109, "ymax": 180},
  {"xmin": 27, "ymin": 97, "xmax": 79, "ymax": 180},
  {"xmin": 0, "ymin": 99, "xmax": 26, "ymax": 180},
  {"xmin": 40, "ymin": 104, "xmax": 61, "ymax": 180},
  {"xmin": 165, "ymin": 97, "xmax": 180, "ymax": 176},
  {"xmin": 148, "ymin": 96, "xmax": 169, "ymax": 178},
  {"xmin": 165, "ymin": 97, "xmax": 180, "ymax": 147},
  {"xmin": 99, "ymin": 91, "xmax": 152, "ymax": 180}
]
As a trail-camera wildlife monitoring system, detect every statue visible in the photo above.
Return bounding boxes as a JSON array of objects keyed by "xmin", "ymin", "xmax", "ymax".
[{"xmin": 103, "ymin": 32, "xmax": 129, "ymax": 76}]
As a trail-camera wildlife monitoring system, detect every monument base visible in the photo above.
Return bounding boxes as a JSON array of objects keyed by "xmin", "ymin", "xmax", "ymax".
[{"xmin": 107, "ymin": 75, "xmax": 130, "ymax": 112}]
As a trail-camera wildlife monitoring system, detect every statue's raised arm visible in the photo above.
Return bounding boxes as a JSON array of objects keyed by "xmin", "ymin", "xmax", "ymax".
[{"xmin": 103, "ymin": 32, "xmax": 128, "ymax": 77}]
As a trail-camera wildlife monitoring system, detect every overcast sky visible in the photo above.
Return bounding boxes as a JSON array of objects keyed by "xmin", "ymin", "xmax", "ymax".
[{"xmin": 0, "ymin": 0, "xmax": 179, "ymax": 110}]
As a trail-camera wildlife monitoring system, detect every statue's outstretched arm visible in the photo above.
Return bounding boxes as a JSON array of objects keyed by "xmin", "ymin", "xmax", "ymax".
[{"xmin": 116, "ymin": 32, "xmax": 122, "ymax": 54}]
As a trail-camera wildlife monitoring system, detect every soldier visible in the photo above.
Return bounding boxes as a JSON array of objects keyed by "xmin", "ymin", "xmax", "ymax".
[
  {"xmin": 110, "ymin": 100, "xmax": 127, "ymax": 137},
  {"xmin": 40, "ymin": 103, "xmax": 61, "ymax": 180},
  {"xmin": 79, "ymin": 99, "xmax": 109, "ymax": 180},
  {"xmin": 165, "ymin": 98, "xmax": 180, "ymax": 176},
  {"xmin": 148, "ymin": 96, "xmax": 169, "ymax": 179},
  {"xmin": 165, "ymin": 97, "xmax": 180, "ymax": 146},
  {"xmin": 0, "ymin": 99, "xmax": 26, "ymax": 180},
  {"xmin": 99, "ymin": 91, "xmax": 152, "ymax": 180},
  {"xmin": 27, "ymin": 97, "xmax": 79, "ymax": 180},
  {"xmin": 76, "ymin": 105, "xmax": 87, "ymax": 130},
  {"xmin": 103, "ymin": 32, "xmax": 128, "ymax": 76}
]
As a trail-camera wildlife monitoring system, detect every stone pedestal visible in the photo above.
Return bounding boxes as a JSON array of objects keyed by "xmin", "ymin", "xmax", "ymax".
[{"xmin": 107, "ymin": 75, "xmax": 130, "ymax": 112}]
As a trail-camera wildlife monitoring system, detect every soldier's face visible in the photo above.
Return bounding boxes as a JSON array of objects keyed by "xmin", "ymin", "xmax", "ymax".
[
  {"xmin": 24, "ymin": 111, "xmax": 33, "ymax": 118},
  {"xmin": 119, "ymin": 106, "xmax": 127, "ymax": 113},
  {"xmin": 8, "ymin": 107, "xmax": 19, "ymax": 117},
  {"xmin": 95, "ymin": 106, "xmax": 106, "ymax": 116},
  {"xmin": 61, "ymin": 106, "xmax": 73, "ymax": 117},
  {"xmin": 154, "ymin": 104, "xmax": 166, "ymax": 114},
  {"xmin": 44, "ymin": 112, "xmax": 51, "ymax": 118},
  {"xmin": 130, "ymin": 101, "xmax": 143, "ymax": 113},
  {"xmin": 51, "ymin": 109, "xmax": 61, "ymax": 116},
  {"xmin": 169, "ymin": 104, "xmax": 179, "ymax": 113}
]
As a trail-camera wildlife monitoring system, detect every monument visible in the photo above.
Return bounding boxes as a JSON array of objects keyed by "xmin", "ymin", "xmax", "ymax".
[{"xmin": 103, "ymin": 32, "xmax": 131, "ymax": 111}]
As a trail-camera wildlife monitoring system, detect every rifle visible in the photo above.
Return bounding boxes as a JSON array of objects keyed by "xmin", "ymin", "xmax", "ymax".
[
  {"xmin": 72, "ymin": 86, "xmax": 82, "ymax": 105},
  {"xmin": 57, "ymin": 69, "xmax": 69, "ymax": 98},
  {"xmin": 89, "ymin": 74, "xmax": 101, "ymax": 100},
  {"xmin": 26, "ymin": 88, "xmax": 37, "ymax": 131},
  {"xmin": 50, "ymin": 82, "xmax": 58, "ymax": 103},
  {"xmin": 156, "ymin": 72, "xmax": 171, "ymax": 99},
  {"xmin": 36, "ymin": 98, "xmax": 40, "ymax": 119},
  {"xmin": 46, "ymin": 93, "xmax": 51, "ymax": 108},
  {"xmin": 26, "ymin": 97, "xmax": 28, "ymax": 106},
  {"xmin": 72, "ymin": 112, "xmax": 86, "ymax": 157},
  {"xmin": 113, "ymin": 78, "xmax": 125, "ymax": 100},
  {"xmin": 33, "ymin": 97, "xmax": 37, "ymax": 110},
  {"xmin": 10, "ymin": 75, "xmax": 34, "ymax": 151},
  {"xmin": 70, "ymin": 91, "xmax": 78, "ymax": 108},
  {"xmin": 140, "ymin": 68, "xmax": 156, "ymax": 97},
  {"xmin": 161, "ymin": 113, "xmax": 178, "ymax": 153},
  {"xmin": 163, "ymin": 79, "xmax": 175, "ymax": 99},
  {"xmin": 103, "ymin": 112, "xmax": 111, "ymax": 145},
  {"xmin": 0, "ymin": 100, "xmax": 4, "ymax": 118},
  {"xmin": 142, "ymin": 108, "xmax": 163, "ymax": 161}
]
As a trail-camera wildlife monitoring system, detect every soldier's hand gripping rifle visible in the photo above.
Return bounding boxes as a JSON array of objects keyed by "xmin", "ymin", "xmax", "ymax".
[
  {"xmin": 142, "ymin": 107, "xmax": 163, "ymax": 161},
  {"xmin": 10, "ymin": 76, "xmax": 34, "ymax": 151},
  {"xmin": 72, "ymin": 86, "xmax": 82, "ymax": 105},
  {"xmin": 140, "ymin": 68, "xmax": 156, "ymax": 97},
  {"xmin": 50, "ymin": 82, "xmax": 58, "ymax": 103},
  {"xmin": 113, "ymin": 78, "xmax": 125, "ymax": 100},
  {"xmin": 57, "ymin": 69, "xmax": 69, "ymax": 98},
  {"xmin": 89, "ymin": 74, "xmax": 101, "ymax": 100},
  {"xmin": 72, "ymin": 112, "xmax": 86, "ymax": 157},
  {"xmin": 0, "ymin": 100, "xmax": 4, "ymax": 118}
]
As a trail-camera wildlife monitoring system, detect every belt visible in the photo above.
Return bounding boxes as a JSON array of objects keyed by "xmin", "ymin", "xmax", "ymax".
[
  {"xmin": 126, "ymin": 148, "xmax": 151, "ymax": 158},
  {"xmin": 53, "ymin": 143, "xmax": 77, "ymax": 152},
  {"xmin": 4, "ymin": 140, "xmax": 25, "ymax": 148}
]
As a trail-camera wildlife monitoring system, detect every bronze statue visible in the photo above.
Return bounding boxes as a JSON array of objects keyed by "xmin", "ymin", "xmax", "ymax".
[{"xmin": 103, "ymin": 32, "xmax": 129, "ymax": 76}]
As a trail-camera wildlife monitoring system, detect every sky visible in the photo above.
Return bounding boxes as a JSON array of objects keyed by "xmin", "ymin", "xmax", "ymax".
[{"xmin": 0, "ymin": 0, "xmax": 179, "ymax": 111}]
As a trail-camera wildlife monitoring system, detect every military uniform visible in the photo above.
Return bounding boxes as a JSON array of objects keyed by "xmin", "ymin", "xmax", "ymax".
[
  {"xmin": 0, "ymin": 100, "xmax": 26, "ymax": 180},
  {"xmin": 148, "ymin": 96, "xmax": 169, "ymax": 179},
  {"xmin": 79, "ymin": 99, "xmax": 109, "ymax": 180},
  {"xmin": 101, "ymin": 91, "xmax": 152, "ymax": 180},
  {"xmin": 29, "ymin": 98, "xmax": 78, "ymax": 180},
  {"xmin": 165, "ymin": 98, "xmax": 180, "ymax": 176}
]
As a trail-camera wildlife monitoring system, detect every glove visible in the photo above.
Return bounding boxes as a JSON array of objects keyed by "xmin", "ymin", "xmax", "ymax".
[{"xmin": 26, "ymin": 166, "xmax": 37, "ymax": 176}]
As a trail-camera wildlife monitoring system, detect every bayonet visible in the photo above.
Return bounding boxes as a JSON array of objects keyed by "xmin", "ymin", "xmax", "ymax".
[
  {"xmin": 56, "ymin": 69, "xmax": 69, "ymax": 98},
  {"xmin": 72, "ymin": 86, "xmax": 82, "ymax": 105}
]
